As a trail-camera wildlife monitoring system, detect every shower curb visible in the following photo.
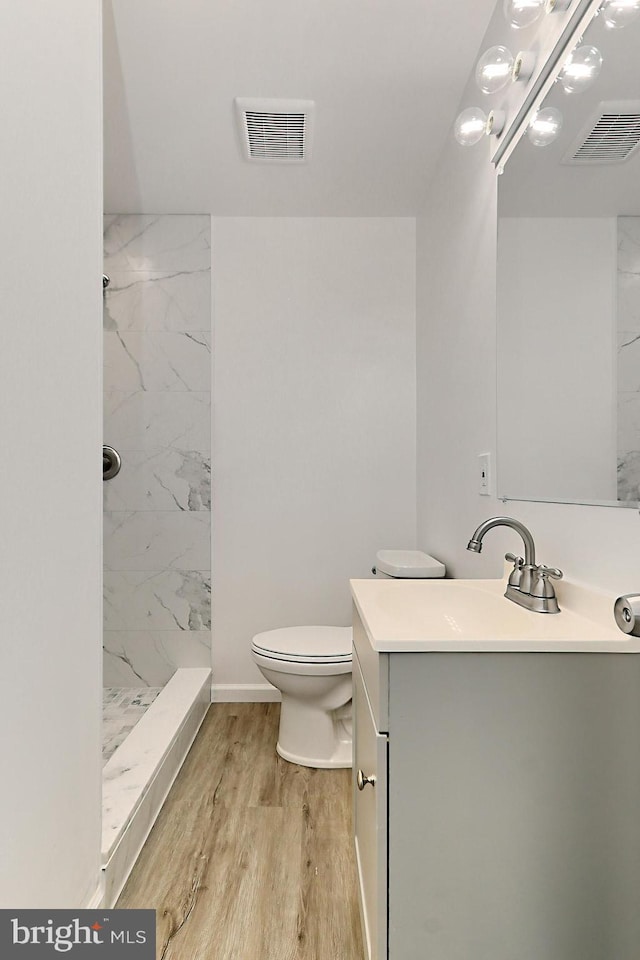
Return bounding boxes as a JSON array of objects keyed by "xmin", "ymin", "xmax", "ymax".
[{"xmin": 101, "ymin": 667, "xmax": 211, "ymax": 907}]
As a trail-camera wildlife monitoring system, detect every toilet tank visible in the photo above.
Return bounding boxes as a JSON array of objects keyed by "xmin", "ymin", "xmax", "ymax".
[{"xmin": 373, "ymin": 549, "xmax": 445, "ymax": 579}]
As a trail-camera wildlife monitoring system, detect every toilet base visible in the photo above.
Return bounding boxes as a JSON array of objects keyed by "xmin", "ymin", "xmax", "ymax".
[
  {"xmin": 276, "ymin": 734, "xmax": 352, "ymax": 769},
  {"xmin": 276, "ymin": 693, "xmax": 353, "ymax": 768}
]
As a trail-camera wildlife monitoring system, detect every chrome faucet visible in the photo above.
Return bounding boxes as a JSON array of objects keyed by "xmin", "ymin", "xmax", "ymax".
[{"xmin": 467, "ymin": 516, "xmax": 563, "ymax": 613}]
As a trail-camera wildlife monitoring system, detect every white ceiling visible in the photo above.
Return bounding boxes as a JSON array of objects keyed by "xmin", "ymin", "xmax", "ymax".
[{"xmin": 103, "ymin": 0, "xmax": 497, "ymax": 216}]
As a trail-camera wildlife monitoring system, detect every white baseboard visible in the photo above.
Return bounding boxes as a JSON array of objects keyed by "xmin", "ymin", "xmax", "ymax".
[{"xmin": 212, "ymin": 683, "xmax": 281, "ymax": 703}]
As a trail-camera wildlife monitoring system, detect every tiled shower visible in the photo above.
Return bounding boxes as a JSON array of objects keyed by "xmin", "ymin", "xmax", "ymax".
[
  {"xmin": 102, "ymin": 687, "xmax": 162, "ymax": 765},
  {"xmin": 100, "ymin": 216, "xmax": 212, "ymax": 902},
  {"xmin": 102, "ymin": 215, "xmax": 211, "ymax": 690}
]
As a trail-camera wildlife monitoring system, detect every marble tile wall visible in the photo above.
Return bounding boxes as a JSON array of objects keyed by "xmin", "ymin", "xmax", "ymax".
[
  {"xmin": 617, "ymin": 218, "xmax": 640, "ymax": 500},
  {"xmin": 103, "ymin": 216, "xmax": 211, "ymax": 685}
]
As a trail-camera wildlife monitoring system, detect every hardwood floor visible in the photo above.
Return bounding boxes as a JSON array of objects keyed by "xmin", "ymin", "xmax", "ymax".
[{"xmin": 117, "ymin": 703, "xmax": 365, "ymax": 960}]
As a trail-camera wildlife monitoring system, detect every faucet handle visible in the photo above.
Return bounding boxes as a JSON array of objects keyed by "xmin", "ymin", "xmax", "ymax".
[
  {"xmin": 531, "ymin": 564, "xmax": 563, "ymax": 599},
  {"xmin": 538, "ymin": 564, "xmax": 563, "ymax": 580},
  {"xmin": 505, "ymin": 553, "xmax": 524, "ymax": 588}
]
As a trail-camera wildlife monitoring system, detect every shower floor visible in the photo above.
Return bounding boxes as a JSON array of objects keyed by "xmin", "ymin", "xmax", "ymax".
[{"xmin": 102, "ymin": 687, "xmax": 163, "ymax": 765}]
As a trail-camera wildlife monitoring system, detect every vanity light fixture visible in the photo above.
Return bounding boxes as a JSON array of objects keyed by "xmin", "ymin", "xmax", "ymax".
[
  {"xmin": 512, "ymin": 50, "xmax": 537, "ymax": 82},
  {"xmin": 503, "ymin": 0, "xmax": 570, "ymax": 30},
  {"xmin": 454, "ymin": 0, "xmax": 577, "ymax": 152},
  {"xmin": 559, "ymin": 44, "xmax": 603, "ymax": 93},
  {"xmin": 475, "ymin": 46, "xmax": 536, "ymax": 94},
  {"xmin": 504, "ymin": 0, "xmax": 546, "ymax": 29},
  {"xmin": 527, "ymin": 106, "xmax": 563, "ymax": 144},
  {"xmin": 476, "ymin": 46, "xmax": 515, "ymax": 94},
  {"xmin": 454, "ymin": 107, "xmax": 506, "ymax": 145},
  {"xmin": 600, "ymin": 0, "xmax": 640, "ymax": 29}
]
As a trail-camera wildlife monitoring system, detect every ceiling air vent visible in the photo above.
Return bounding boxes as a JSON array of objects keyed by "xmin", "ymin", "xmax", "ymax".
[
  {"xmin": 235, "ymin": 98, "xmax": 315, "ymax": 163},
  {"xmin": 563, "ymin": 101, "xmax": 640, "ymax": 166}
]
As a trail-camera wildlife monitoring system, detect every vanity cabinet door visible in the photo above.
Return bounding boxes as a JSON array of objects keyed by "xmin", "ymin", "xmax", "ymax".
[{"xmin": 353, "ymin": 651, "xmax": 388, "ymax": 960}]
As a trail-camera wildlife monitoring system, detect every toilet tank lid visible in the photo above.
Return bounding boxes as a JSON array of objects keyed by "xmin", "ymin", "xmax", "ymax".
[
  {"xmin": 252, "ymin": 625, "xmax": 353, "ymax": 660},
  {"xmin": 376, "ymin": 549, "xmax": 446, "ymax": 578}
]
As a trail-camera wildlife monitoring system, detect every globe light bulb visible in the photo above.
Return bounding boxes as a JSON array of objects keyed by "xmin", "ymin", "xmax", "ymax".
[
  {"xmin": 527, "ymin": 107, "xmax": 563, "ymax": 146},
  {"xmin": 560, "ymin": 44, "xmax": 603, "ymax": 93},
  {"xmin": 454, "ymin": 108, "xmax": 488, "ymax": 146},
  {"xmin": 601, "ymin": 0, "xmax": 640, "ymax": 29},
  {"xmin": 503, "ymin": 0, "xmax": 546, "ymax": 29},
  {"xmin": 476, "ymin": 46, "xmax": 515, "ymax": 94}
]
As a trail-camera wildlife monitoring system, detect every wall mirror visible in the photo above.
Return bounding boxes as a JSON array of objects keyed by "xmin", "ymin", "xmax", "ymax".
[{"xmin": 497, "ymin": 8, "xmax": 640, "ymax": 507}]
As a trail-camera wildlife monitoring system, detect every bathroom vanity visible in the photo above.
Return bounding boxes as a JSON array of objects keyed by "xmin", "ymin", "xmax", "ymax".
[{"xmin": 351, "ymin": 576, "xmax": 640, "ymax": 960}]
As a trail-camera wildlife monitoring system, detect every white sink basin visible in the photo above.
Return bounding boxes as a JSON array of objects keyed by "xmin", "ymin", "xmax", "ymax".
[{"xmin": 349, "ymin": 576, "xmax": 636, "ymax": 653}]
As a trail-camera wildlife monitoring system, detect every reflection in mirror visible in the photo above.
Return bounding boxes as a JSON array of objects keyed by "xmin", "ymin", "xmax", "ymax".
[{"xmin": 497, "ymin": 10, "xmax": 640, "ymax": 507}]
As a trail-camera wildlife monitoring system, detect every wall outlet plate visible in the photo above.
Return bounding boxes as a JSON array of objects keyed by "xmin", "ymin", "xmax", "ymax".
[{"xmin": 478, "ymin": 453, "xmax": 491, "ymax": 496}]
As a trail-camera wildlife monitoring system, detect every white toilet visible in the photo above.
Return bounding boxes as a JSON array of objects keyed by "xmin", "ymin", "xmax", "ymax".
[
  {"xmin": 252, "ymin": 626, "xmax": 353, "ymax": 768},
  {"xmin": 251, "ymin": 549, "xmax": 445, "ymax": 769}
]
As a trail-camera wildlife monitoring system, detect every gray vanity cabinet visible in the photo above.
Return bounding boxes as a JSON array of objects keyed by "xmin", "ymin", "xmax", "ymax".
[
  {"xmin": 352, "ymin": 601, "xmax": 640, "ymax": 960},
  {"xmin": 353, "ymin": 646, "xmax": 387, "ymax": 960}
]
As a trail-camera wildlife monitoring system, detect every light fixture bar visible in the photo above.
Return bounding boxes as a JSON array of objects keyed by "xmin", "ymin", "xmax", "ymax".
[{"xmin": 491, "ymin": 0, "xmax": 601, "ymax": 170}]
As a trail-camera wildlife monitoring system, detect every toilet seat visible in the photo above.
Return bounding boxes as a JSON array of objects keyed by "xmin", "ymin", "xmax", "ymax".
[
  {"xmin": 252, "ymin": 648, "xmax": 351, "ymax": 677},
  {"xmin": 251, "ymin": 625, "xmax": 352, "ymax": 665}
]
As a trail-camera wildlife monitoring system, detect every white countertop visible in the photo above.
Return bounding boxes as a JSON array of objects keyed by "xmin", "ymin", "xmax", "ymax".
[{"xmin": 350, "ymin": 575, "xmax": 640, "ymax": 653}]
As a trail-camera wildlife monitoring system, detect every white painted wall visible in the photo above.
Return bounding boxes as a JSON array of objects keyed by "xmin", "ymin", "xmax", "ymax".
[
  {"xmin": 417, "ymin": 78, "xmax": 640, "ymax": 597},
  {"xmin": 0, "ymin": 1, "xmax": 103, "ymax": 906},
  {"xmin": 212, "ymin": 218, "xmax": 416, "ymax": 695},
  {"xmin": 497, "ymin": 217, "xmax": 617, "ymax": 503}
]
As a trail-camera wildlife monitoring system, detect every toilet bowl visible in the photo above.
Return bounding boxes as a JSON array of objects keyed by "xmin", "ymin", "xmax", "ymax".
[
  {"xmin": 251, "ymin": 626, "xmax": 353, "ymax": 769},
  {"xmin": 252, "ymin": 550, "xmax": 445, "ymax": 769}
]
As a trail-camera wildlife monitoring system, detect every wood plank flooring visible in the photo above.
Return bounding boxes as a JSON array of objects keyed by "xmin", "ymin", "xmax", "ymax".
[{"xmin": 117, "ymin": 703, "xmax": 365, "ymax": 960}]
